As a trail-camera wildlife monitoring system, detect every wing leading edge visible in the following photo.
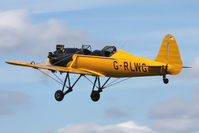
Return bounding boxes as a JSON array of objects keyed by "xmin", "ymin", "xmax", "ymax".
[{"xmin": 6, "ymin": 61, "xmax": 104, "ymax": 76}]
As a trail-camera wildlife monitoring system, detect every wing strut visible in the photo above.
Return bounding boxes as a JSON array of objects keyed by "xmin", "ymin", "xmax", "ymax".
[{"xmin": 38, "ymin": 69, "xmax": 64, "ymax": 85}]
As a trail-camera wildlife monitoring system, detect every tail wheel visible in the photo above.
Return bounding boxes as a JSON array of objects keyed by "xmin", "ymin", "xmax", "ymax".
[
  {"xmin": 90, "ymin": 91, "xmax": 100, "ymax": 102},
  {"xmin": 54, "ymin": 90, "xmax": 64, "ymax": 101},
  {"xmin": 163, "ymin": 78, "xmax": 169, "ymax": 84}
]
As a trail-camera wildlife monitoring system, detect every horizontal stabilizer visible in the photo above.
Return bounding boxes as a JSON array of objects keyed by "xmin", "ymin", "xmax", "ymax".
[{"xmin": 182, "ymin": 66, "xmax": 192, "ymax": 68}]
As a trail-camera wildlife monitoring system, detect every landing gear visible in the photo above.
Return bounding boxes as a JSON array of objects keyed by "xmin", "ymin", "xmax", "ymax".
[
  {"xmin": 54, "ymin": 73, "xmax": 82, "ymax": 102},
  {"xmin": 53, "ymin": 72, "xmax": 111, "ymax": 102},
  {"xmin": 162, "ymin": 65, "xmax": 169, "ymax": 84},
  {"xmin": 90, "ymin": 76, "xmax": 111, "ymax": 102},
  {"xmin": 54, "ymin": 90, "xmax": 64, "ymax": 101},
  {"xmin": 90, "ymin": 91, "xmax": 100, "ymax": 102},
  {"xmin": 163, "ymin": 75, "xmax": 169, "ymax": 84}
]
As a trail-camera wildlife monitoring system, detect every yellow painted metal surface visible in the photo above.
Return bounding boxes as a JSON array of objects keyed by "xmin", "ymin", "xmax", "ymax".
[
  {"xmin": 155, "ymin": 34, "xmax": 182, "ymax": 74},
  {"xmin": 70, "ymin": 50, "xmax": 166, "ymax": 77}
]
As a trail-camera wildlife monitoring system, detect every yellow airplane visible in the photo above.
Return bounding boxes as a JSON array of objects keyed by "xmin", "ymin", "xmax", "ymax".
[{"xmin": 6, "ymin": 34, "xmax": 183, "ymax": 102}]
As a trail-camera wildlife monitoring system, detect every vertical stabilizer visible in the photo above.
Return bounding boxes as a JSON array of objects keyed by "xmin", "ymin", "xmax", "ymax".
[{"xmin": 155, "ymin": 34, "xmax": 183, "ymax": 75}]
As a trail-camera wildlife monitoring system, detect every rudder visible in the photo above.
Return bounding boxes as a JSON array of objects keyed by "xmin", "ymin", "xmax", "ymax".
[{"xmin": 155, "ymin": 34, "xmax": 183, "ymax": 75}]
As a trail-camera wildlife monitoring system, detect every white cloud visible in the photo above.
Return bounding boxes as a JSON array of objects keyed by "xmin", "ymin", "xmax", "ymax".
[
  {"xmin": 180, "ymin": 57, "xmax": 199, "ymax": 78},
  {"xmin": 50, "ymin": 121, "xmax": 153, "ymax": 133},
  {"xmin": 0, "ymin": 10, "xmax": 96, "ymax": 56},
  {"xmin": 0, "ymin": 0, "xmax": 132, "ymax": 13},
  {"xmin": 149, "ymin": 88, "xmax": 199, "ymax": 132},
  {"xmin": 189, "ymin": 57, "xmax": 199, "ymax": 76}
]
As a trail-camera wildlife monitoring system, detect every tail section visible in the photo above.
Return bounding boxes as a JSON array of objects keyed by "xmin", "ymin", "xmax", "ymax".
[{"xmin": 155, "ymin": 34, "xmax": 183, "ymax": 75}]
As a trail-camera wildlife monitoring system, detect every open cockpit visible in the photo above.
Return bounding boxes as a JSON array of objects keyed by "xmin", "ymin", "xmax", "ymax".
[{"xmin": 48, "ymin": 45, "xmax": 117, "ymax": 67}]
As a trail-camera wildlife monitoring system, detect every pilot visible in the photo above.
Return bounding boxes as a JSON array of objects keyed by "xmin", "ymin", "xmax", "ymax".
[
  {"xmin": 61, "ymin": 48, "xmax": 65, "ymax": 53},
  {"xmin": 104, "ymin": 47, "xmax": 116, "ymax": 57}
]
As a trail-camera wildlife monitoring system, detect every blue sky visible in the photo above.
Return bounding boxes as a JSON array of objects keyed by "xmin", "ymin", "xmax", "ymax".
[{"xmin": 0, "ymin": 1, "xmax": 199, "ymax": 133}]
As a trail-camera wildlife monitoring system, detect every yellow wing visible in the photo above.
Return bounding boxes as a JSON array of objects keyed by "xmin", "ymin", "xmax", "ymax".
[{"xmin": 6, "ymin": 61, "xmax": 104, "ymax": 76}]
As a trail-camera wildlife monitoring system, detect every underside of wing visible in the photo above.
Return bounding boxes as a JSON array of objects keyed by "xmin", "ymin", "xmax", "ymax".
[{"xmin": 6, "ymin": 61, "xmax": 102, "ymax": 76}]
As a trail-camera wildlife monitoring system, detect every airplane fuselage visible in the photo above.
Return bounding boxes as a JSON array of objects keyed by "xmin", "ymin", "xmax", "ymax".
[{"xmin": 69, "ymin": 49, "xmax": 166, "ymax": 77}]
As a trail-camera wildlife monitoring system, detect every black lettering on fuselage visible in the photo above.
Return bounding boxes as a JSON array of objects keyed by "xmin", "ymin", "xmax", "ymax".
[
  {"xmin": 134, "ymin": 63, "xmax": 141, "ymax": 72},
  {"xmin": 130, "ymin": 62, "xmax": 135, "ymax": 72},
  {"xmin": 113, "ymin": 61, "xmax": 118, "ymax": 70},
  {"xmin": 142, "ymin": 63, "xmax": 147, "ymax": 72},
  {"xmin": 113, "ymin": 61, "xmax": 148, "ymax": 72},
  {"xmin": 124, "ymin": 62, "xmax": 129, "ymax": 71}
]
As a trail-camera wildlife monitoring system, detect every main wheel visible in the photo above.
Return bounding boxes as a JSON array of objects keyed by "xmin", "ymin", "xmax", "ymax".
[
  {"xmin": 163, "ymin": 78, "xmax": 169, "ymax": 84},
  {"xmin": 90, "ymin": 91, "xmax": 100, "ymax": 102},
  {"xmin": 54, "ymin": 90, "xmax": 64, "ymax": 101}
]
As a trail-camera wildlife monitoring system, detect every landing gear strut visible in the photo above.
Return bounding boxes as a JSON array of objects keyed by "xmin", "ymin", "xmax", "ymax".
[
  {"xmin": 163, "ymin": 75, "xmax": 169, "ymax": 84},
  {"xmin": 54, "ymin": 73, "xmax": 82, "ymax": 101},
  {"xmin": 90, "ymin": 76, "xmax": 111, "ymax": 102},
  {"xmin": 162, "ymin": 65, "xmax": 169, "ymax": 84}
]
